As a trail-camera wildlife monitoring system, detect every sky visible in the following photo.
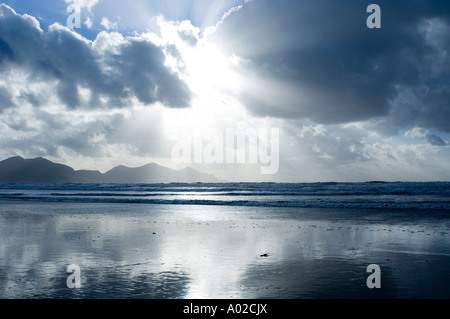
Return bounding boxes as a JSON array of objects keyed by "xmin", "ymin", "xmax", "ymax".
[{"xmin": 0, "ymin": 0, "xmax": 449, "ymax": 182}]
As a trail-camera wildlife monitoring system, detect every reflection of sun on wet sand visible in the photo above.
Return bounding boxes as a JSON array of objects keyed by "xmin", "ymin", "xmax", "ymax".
[{"xmin": 0, "ymin": 202, "xmax": 449, "ymax": 299}]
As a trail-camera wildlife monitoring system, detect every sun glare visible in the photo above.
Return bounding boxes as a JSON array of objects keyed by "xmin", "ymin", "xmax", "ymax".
[
  {"xmin": 158, "ymin": 17, "xmax": 242, "ymax": 96},
  {"xmin": 186, "ymin": 41, "xmax": 241, "ymax": 95},
  {"xmin": 157, "ymin": 18, "xmax": 247, "ymax": 139}
]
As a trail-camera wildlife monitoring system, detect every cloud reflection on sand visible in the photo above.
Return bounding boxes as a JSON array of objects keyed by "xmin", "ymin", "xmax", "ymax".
[{"xmin": 0, "ymin": 202, "xmax": 449, "ymax": 298}]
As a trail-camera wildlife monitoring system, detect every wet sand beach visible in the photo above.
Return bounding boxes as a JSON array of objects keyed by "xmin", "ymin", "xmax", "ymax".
[{"xmin": 0, "ymin": 201, "xmax": 449, "ymax": 299}]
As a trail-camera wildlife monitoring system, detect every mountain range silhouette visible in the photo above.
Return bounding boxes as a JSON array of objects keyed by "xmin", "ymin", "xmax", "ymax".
[{"xmin": 0, "ymin": 156, "xmax": 221, "ymax": 183}]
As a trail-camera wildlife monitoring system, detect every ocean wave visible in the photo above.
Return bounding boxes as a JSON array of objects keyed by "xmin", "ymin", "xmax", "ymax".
[{"xmin": 0, "ymin": 182, "xmax": 449, "ymax": 210}]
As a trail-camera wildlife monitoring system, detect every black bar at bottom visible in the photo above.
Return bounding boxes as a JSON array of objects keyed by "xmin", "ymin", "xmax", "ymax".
[{"xmin": 0, "ymin": 299, "xmax": 446, "ymax": 317}]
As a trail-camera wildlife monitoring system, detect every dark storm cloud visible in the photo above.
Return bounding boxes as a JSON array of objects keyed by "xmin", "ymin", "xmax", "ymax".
[
  {"xmin": 0, "ymin": 4, "xmax": 191, "ymax": 109},
  {"xmin": 0, "ymin": 86, "xmax": 14, "ymax": 110},
  {"xmin": 426, "ymin": 133, "xmax": 447, "ymax": 147},
  {"xmin": 211, "ymin": 0, "xmax": 450, "ymax": 132},
  {"xmin": 111, "ymin": 39, "xmax": 191, "ymax": 107},
  {"xmin": 0, "ymin": 36, "xmax": 14, "ymax": 61}
]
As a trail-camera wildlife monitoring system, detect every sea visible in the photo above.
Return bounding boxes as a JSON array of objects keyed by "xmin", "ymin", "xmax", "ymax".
[
  {"xmin": 0, "ymin": 182, "xmax": 449, "ymax": 300},
  {"xmin": 0, "ymin": 181, "xmax": 449, "ymax": 210}
]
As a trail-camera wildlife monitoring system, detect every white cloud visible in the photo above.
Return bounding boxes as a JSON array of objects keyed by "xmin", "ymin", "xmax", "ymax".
[
  {"xmin": 64, "ymin": 0, "xmax": 99, "ymax": 12},
  {"xmin": 100, "ymin": 17, "xmax": 118, "ymax": 30},
  {"xmin": 0, "ymin": 5, "xmax": 191, "ymax": 110},
  {"xmin": 84, "ymin": 17, "xmax": 93, "ymax": 28},
  {"xmin": 405, "ymin": 127, "xmax": 428, "ymax": 138}
]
